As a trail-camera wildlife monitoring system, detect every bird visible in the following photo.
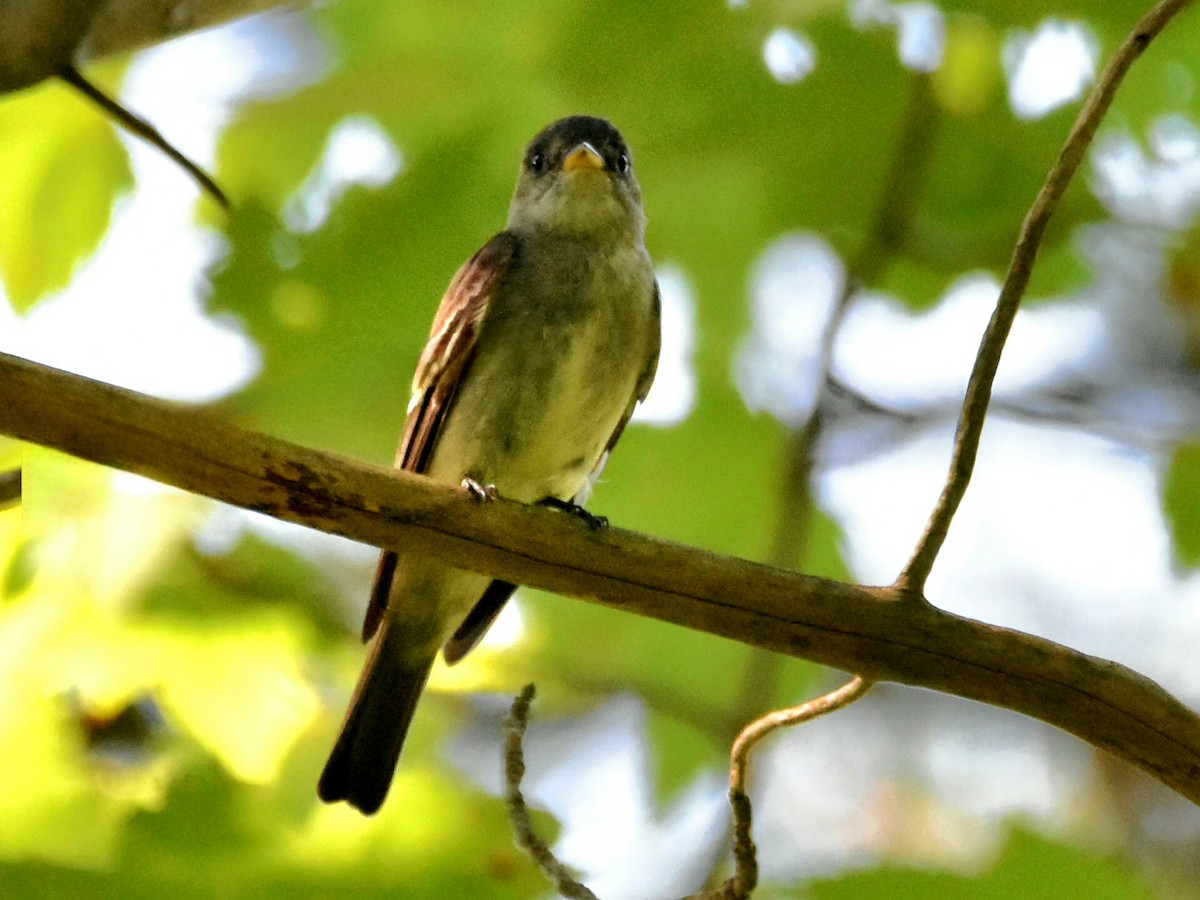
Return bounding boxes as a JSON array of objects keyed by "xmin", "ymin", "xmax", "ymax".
[{"xmin": 317, "ymin": 115, "xmax": 661, "ymax": 815}]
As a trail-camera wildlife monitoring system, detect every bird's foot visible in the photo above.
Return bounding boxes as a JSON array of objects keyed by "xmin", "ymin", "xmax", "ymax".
[
  {"xmin": 462, "ymin": 478, "xmax": 499, "ymax": 503},
  {"xmin": 539, "ymin": 496, "xmax": 608, "ymax": 531}
]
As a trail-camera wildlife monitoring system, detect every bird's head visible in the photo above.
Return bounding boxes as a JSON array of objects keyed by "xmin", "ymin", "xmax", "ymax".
[{"xmin": 507, "ymin": 115, "xmax": 645, "ymax": 242}]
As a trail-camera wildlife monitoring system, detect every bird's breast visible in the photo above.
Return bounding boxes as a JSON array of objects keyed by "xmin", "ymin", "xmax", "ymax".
[{"xmin": 427, "ymin": 239, "xmax": 654, "ymax": 503}]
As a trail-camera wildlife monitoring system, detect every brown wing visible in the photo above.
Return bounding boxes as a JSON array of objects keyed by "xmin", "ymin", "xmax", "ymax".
[
  {"xmin": 360, "ymin": 232, "xmax": 518, "ymax": 642},
  {"xmin": 440, "ymin": 280, "xmax": 661, "ymax": 661}
]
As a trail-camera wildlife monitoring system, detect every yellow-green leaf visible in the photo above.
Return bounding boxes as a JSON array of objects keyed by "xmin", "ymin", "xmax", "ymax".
[
  {"xmin": 0, "ymin": 79, "xmax": 131, "ymax": 311},
  {"xmin": 1163, "ymin": 442, "xmax": 1200, "ymax": 569}
]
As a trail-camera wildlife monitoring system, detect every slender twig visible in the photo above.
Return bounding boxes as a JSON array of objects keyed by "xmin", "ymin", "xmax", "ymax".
[
  {"xmin": 58, "ymin": 64, "xmax": 230, "ymax": 209},
  {"xmin": 504, "ymin": 685, "xmax": 600, "ymax": 900},
  {"xmin": 897, "ymin": 0, "xmax": 1196, "ymax": 597},
  {"xmin": 0, "ymin": 468, "xmax": 20, "ymax": 510},
  {"xmin": 728, "ymin": 677, "xmax": 874, "ymax": 792},
  {"xmin": 693, "ymin": 678, "xmax": 873, "ymax": 899},
  {"xmin": 679, "ymin": 782, "xmax": 756, "ymax": 899}
]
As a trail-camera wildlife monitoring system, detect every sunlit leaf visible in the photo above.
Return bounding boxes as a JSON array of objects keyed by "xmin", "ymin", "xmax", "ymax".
[
  {"xmin": 152, "ymin": 615, "xmax": 321, "ymax": 784},
  {"xmin": 0, "ymin": 79, "xmax": 131, "ymax": 311},
  {"xmin": 933, "ymin": 18, "xmax": 1004, "ymax": 118},
  {"xmin": 810, "ymin": 827, "xmax": 1157, "ymax": 899},
  {"xmin": 1163, "ymin": 441, "xmax": 1200, "ymax": 569},
  {"xmin": 0, "ymin": 606, "xmax": 129, "ymax": 867}
]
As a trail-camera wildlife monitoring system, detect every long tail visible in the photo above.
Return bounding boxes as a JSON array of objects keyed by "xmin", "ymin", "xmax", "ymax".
[{"xmin": 317, "ymin": 616, "xmax": 435, "ymax": 815}]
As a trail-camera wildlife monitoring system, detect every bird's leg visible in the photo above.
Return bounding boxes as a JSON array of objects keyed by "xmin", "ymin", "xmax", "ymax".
[
  {"xmin": 462, "ymin": 477, "xmax": 499, "ymax": 502},
  {"xmin": 539, "ymin": 496, "xmax": 608, "ymax": 531}
]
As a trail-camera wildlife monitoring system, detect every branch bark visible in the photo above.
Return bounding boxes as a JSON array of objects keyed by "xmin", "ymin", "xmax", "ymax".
[
  {"xmin": 3, "ymin": 350, "xmax": 1199, "ymax": 805},
  {"xmin": 0, "ymin": 0, "xmax": 301, "ymax": 94},
  {"xmin": 79, "ymin": 0, "xmax": 300, "ymax": 60}
]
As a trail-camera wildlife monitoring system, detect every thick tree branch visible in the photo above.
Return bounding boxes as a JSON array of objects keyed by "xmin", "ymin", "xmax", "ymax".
[
  {"xmin": 79, "ymin": 0, "xmax": 300, "ymax": 60},
  {"xmin": 2, "ymin": 350, "xmax": 1199, "ymax": 805},
  {"xmin": 0, "ymin": 0, "xmax": 300, "ymax": 94},
  {"xmin": 898, "ymin": 0, "xmax": 1197, "ymax": 595}
]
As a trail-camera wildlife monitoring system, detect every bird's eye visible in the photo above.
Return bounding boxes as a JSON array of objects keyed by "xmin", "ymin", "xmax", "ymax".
[
  {"xmin": 616, "ymin": 153, "xmax": 630, "ymax": 174},
  {"xmin": 528, "ymin": 152, "xmax": 547, "ymax": 174}
]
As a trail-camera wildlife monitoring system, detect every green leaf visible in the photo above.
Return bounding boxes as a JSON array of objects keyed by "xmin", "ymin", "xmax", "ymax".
[
  {"xmin": 1163, "ymin": 442, "xmax": 1200, "ymax": 569},
  {"xmin": 0, "ymin": 79, "xmax": 131, "ymax": 311},
  {"xmin": 811, "ymin": 827, "xmax": 1159, "ymax": 899},
  {"xmin": 135, "ymin": 530, "xmax": 346, "ymax": 640}
]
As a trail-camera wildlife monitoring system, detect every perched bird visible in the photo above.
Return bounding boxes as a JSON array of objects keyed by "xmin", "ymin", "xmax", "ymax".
[{"xmin": 318, "ymin": 115, "xmax": 661, "ymax": 814}]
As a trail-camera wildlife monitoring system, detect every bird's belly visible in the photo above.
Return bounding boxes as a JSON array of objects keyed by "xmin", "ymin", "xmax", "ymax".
[{"xmin": 426, "ymin": 320, "xmax": 636, "ymax": 503}]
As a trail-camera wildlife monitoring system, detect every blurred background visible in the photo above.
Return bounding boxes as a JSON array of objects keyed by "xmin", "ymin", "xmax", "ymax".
[{"xmin": 3, "ymin": 0, "xmax": 1200, "ymax": 896}]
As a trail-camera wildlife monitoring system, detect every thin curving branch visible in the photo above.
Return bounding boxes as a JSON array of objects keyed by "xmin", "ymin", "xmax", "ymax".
[
  {"xmin": 504, "ymin": 685, "xmax": 599, "ymax": 900},
  {"xmin": 58, "ymin": 64, "xmax": 230, "ymax": 208},
  {"xmin": 505, "ymin": 677, "xmax": 874, "ymax": 900},
  {"xmin": 2, "ymin": 350, "xmax": 1199, "ymax": 806},
  {"xmin": 728, "ymin": 677, "xmax": 874, "ymax": 812},
  {"xmin": 897, "ymin": 0, "xmax": 1198, "ymax": 596},
  {"xmin": 712, "ymin": 677, "xmax": 875, "ymax": 899}
]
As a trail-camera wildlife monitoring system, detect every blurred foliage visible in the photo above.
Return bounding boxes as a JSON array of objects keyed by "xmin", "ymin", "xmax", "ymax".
[
  {"xmin": 810, "ymin": 827, "xmax": 1158, "ymax": 899},
  {"xmin": 3, "ymin": 0, "xmax": 1200, "ymax": 897},
  {"xmin": 1167, "ymin": 211, "xmax": 1200, "ymax": 367},
  {"xmin": 0, "ymin": 68, "xmax": 132, "ymax": 311},
  {"xmin": 1164, "ymin": 441, "xmax": 1200, "ymax": 570}
]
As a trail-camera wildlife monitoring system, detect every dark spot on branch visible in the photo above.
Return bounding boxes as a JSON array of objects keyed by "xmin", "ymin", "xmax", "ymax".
[{"xmin": 262, "ymin": 457, "xmax": 341, "ymax": 519}]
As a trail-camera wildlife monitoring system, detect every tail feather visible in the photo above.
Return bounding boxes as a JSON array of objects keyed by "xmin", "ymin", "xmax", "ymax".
[
  {"xmin": 318, "ymin": 618, "xmax": 435, "ymax": 815},
  {"xmin": 443, "ymin": 579, "xmax": 517, "ymax": 665}
]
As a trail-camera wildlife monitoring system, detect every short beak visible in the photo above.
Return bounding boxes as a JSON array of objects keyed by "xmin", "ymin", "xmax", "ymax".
[{"xmin": 562, "ymin": 142, "xmax": 605, "ymax": 172}]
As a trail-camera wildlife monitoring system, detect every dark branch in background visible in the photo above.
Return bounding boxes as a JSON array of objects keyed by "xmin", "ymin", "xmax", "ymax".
[
  {"xmin": 3, "ymin": 350, "xmax": 1200, "ymax": 807},
  {"xmin": 739, "ymin": 73, "xmax": 940, "ymax": 702},
  {"xmin": 58, "ymin": 63, "xmax": 230, "ymax": 209},
  {"xmin": 504, "ymin": 685, "xmax": 599, "ymax": 900},
  {"xmin": 711, "ymin": 71, "xmax": 941, "ymax": 893},
  {"xmin": 897, "ymin": 0, "xmax": 1197, "ymax": 597},
  {"xmin": 764, "ymin": 74, "xmax": 938, "ymax": 581},
  {"xmin": 0, "ymin": 469, "xmax": 20, "ymax": 510}
]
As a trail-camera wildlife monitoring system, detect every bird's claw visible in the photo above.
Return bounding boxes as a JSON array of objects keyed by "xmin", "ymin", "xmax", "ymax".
[
  {"xmin": 540, "ymin": 496, "xmax": 608, "ymax": 531},
  {"xmin": 462, "ymin": 478, "xmax": 499, "ymax": 502}
]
